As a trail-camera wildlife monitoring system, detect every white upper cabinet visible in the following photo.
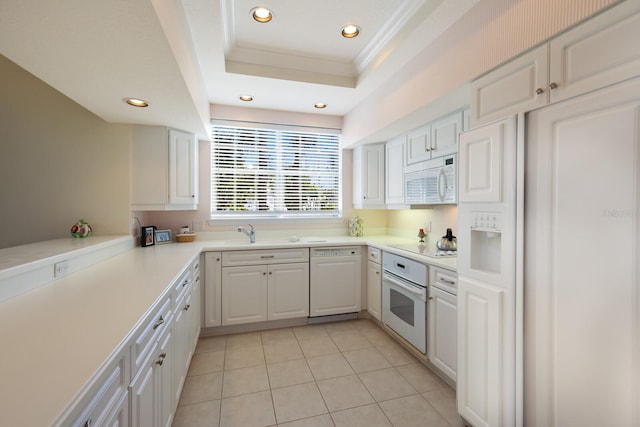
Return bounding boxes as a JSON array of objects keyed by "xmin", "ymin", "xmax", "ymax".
[
  {"xmin": 430, "ymin": 110, "xmax": 464, "ymax": 158},
  {"xmin": 549, "ymin": 0, "xmax": 640, "ymax": 104},
  {"xmin": 385, "ymin": 136, "xmax": 407, "ymax": 206},
  {"xmin": 471, "ymin": 45, "xmax": 548, "ymax": 126},
  {"xmin": 168, "ymin": 129, "xmax": 198, "ymax": 206},
  {"xmin": 405, "ymin": 124, "xmax": 432, "ymax": 164},
  {"xmin": 471, "ymin": 1, "xmax": 640, "ymax": 126},
  {"xmin": 131, "ymin": 126, "xmax": 199, "ymax": 211},
  {"xmin": 353, "ymin": 143, "xmax": 385, "ymax": 208}
]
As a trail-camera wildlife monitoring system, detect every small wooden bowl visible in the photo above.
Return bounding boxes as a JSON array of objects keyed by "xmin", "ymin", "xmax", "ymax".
[{"xmin": 175, "ymin": 233, "xmax": 196, "ymax": 243}]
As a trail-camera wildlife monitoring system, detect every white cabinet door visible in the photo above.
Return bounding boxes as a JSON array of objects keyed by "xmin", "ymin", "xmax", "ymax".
[
  {"xmin": 458, "ymin": 118, "xmax": 508, "ymax": 204},
  {"xmin": 405, "ymin": 124, "xmax": 431, "ymax": 164},
  {"xmin": 267, "ymin": 263, "xmax": 309, "ymax": 320},
  {"xmin": 204, "ymin": 252, "xmax": 222, "ymax": 327},
  {"xmin": 102, "ymin": 390, "xmax": 129, "ymax": 427},
  {"xmin": 157, "ymin": 326, "xmax": 174, "ymax": 427},
  {"xmin": 130, "ymin": 324, "xmax": 173, "ymax": 427},
  {"xmin": 428, "ymin": 286, "xmax": 456, "ymax": 381},
  {"xmin": 222, "ymin": 265, "xmax": 268, "ymax": 325},
  {"xmin": 168, "ymin": 129, "xmax": 198, "ymax": 205},
  {"xmin": 366, "ymin": 260, "xmax": 381, "ymax": 321},
  {"xmin": 131, "ymin": 126, "xmax": 198, "ymax": 211},
  {"xmin": 457, "ymin": 277, "xmax": 505, "ymax": 427},
  {"xmin": 430, "ymin": 111, "xmax": 463, "ymax": 158},
  {"xmin": 549, "ymin": 0, "xmax": 640, "ymax": 104},
  {"xmin": 173, "ymin": 291, "xmax": 190, "ymax": 408},
  {"xmin": 353, "ymin": 143, "xmax": 385, "ymax": 207},
  {"xmin": 310, "ymin": 257, "xmax": 361, "ymax": 317},
  {"xmin": 470, "ymin": 45, "xmax": 548, "ymax": 127},
  {"xmin": 385, "ymin": 136, "xmax": 406, "ymax": 205}
]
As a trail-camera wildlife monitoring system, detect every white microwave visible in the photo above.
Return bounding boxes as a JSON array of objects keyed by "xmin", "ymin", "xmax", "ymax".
[{"xmin": 404, "ymin": 155, "xmax": 456, "ymax": 205}]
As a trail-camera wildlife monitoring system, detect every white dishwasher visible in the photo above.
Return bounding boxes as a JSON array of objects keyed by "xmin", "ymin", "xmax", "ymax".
[{"xmin": 309, "ymin": 247, "xmax": 362, "ymax": 319}]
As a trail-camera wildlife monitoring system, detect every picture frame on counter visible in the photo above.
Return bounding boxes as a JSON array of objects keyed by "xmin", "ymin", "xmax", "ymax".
[
  {"xmin": 154, "ymin": 229, "xmax": 172, "ymax": 244},
  {"xmin": 141, "ymin": 226, "xmax": 156, "ymax": 247}
]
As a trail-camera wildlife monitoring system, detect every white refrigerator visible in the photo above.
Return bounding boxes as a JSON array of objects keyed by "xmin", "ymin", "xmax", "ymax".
[{"xmin": 456, "ymin": 78, "xmax": 640, "ymax": 427}]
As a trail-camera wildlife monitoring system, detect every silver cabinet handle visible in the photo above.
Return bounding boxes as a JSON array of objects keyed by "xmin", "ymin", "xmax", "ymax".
[
  {"xmin": 184, "ymin": 304, "xmax": 190, "ymax": 311},
  {"xmin": 260, "ymin": 255, "xmax": 275, "ymax": 259},
  {"xmin": 440, "ymin": 278, "xmax": 456, "ymax": 285},
  {"xmin": 182, "ymin": 279, "xmax": 189, "ymax": 287},
  {"xmin": 536, "ymin": 87, "xmax": 544, "ymax": 95},
  {"xmin": 155, "ymin": 352, "xmax": 167, "ymax": 366},
  {"xmin": 152, "ymin": 315, "xmax": 164, "ymax": 330},
  {"xmin": 549, "ymin": 82, "xmax": 558, "ymax": 90}
]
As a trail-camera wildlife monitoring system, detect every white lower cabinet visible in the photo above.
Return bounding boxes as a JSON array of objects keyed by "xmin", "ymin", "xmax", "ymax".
[
  {"xmin": 204, "ymin": 252, "xmax": 222, "ymax": 327},
  {"xmin": 129, "ymin": 314, "xmax": 174, "ymax": 427},
  {"xmin": 267, "ymin": 262, "xmax": 310, "ymax": 321},
  {"xmin": 222, "ymin": 265, "xmax": 269, "ymax": 325},
  {"xmin": 220, "ymin": 248, "xmax": 310, "ymax": 326},
  {"xmin": 428, "ymin": 267, "xmax": 457, "ymax": 382},
  {"xmin": 366, "ymin": 247, "xmax": 382, "ymax": 321},
  {"xmin": 71, "ymin": 352, "xmax": 130, "ymax": 427},
  {"xmin": 428, "ymin": 286, "xmax": 457, "ymax": 381}
]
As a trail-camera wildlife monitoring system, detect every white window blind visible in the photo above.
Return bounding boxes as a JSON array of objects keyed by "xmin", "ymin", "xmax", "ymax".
[{"xmin": 211, "ymin": 124, "xmax": 341, "ymax": 218}]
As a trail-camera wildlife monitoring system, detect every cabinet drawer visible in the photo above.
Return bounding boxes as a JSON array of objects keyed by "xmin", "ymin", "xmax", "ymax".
[
  {"xmin": 172, "ymin": 268, "xmax": 192, "ymax": 306},
  {"xmin": 71, "ymin": 352, "xmax": 129, "ymax": 427},
  {"xmin": 433, "ymin": 268, "xmax": 457, "ymax": 295},
  {"xmin": 192, "ymin": 256, "xmax": 201, "ymax": 277},
  {"xmin": 222, "ymin": 248, "xmax": 310, "ymax": 266},
  {"xmin": 131, "ymin": 297, "xmax": 172, "ymax": 376},
  {"xmin": 367, "ymin": 247, "xmax": 381, "ymax": 264}
]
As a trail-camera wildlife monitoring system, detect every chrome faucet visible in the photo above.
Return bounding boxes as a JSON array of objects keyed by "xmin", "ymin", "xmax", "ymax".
[{"xmin": 237, "ymin": 224, "xmax": 255, "ymax": 243}]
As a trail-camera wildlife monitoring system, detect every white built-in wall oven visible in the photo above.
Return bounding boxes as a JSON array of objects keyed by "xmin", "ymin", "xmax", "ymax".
[{"xmin": 382, "ymin": 251, "xmax": 428, "ymax": 353}]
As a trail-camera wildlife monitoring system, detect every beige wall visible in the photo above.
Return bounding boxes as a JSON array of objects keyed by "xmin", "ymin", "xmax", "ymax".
[{"xmin": 0, "ymin": 54, "xmax": 131, "ymax": 249}]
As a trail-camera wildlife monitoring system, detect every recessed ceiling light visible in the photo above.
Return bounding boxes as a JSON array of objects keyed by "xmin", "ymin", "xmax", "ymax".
[
  {"xmin": 341, "ymin": 25, "xmax": 360, "ymax": 38},
  {"xmin": 251, "ymin": 7, "xmax": 273, "ymax": 23},
  {"xmin": 314, "ymin": 103, "xmax": 328, "ymax": 109},
  {"xmin": 239, "ymin": 95, "xmax": 254, "ymax": 102},
  {"xmin": 123, "ymin": 97, "xmax": 149, "ymax": 108}
]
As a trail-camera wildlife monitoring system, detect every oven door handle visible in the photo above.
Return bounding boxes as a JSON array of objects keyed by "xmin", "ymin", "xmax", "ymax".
[{"xmin": 383, "ymin": 274, "xmax": 425, "ymax": 297}]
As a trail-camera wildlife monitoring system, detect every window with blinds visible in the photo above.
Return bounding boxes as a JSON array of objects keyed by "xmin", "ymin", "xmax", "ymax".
[{"xmin": 211, "ymin": 124, "xmax": 341, "ymax": 218}]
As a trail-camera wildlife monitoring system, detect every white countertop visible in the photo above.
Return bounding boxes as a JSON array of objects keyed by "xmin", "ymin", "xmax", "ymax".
[{"xmin": 0, "ymin": 235, "xmax": 455, "ymax": 426}]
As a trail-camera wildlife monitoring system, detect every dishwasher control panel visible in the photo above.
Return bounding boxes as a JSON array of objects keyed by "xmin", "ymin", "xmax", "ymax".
[{"xmin": 311, "ymin": 247, "xmax": 360, "ymax": 257}]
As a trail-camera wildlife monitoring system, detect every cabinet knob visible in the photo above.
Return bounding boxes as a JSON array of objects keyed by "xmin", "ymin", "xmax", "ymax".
[
  {"xmin": 216, "ymin": 258, "xmax": 220, "ymax": 262},
  {"xmin": 428, "ymin": 296, "xmax": 434, "ymax": 300},
  {"xmin": 549, "ymin": 82, "xmax": 558, "ymax": 90},
  {"xmin": 191, "ymin": 195, "xmax": 195, "ymax": 198},
  {"xmin": 155, "ymin": 359, "xmax": 164, "ymax": 366},
  {"xmin": 535, "ymin": 87, "xmax": 544, "ymax": 95}
]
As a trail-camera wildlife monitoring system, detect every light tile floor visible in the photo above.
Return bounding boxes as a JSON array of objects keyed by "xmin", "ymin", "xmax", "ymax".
[{"xmin": 173, "ymin": 319, "xmax": 464, "ymax": 427}]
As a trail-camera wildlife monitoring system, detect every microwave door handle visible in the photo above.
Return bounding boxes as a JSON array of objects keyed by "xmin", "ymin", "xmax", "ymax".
[
  {"xmin": 437, "ymin": 168, "xmax": 446, "ymax": 202},
  {"xmin": 384, "ymin": 274, "xmax": 424, "ymax": 297}
]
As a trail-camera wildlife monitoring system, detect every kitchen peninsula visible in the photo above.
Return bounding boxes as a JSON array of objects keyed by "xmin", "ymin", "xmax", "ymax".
[{"xmin": 0, "ymin": 235, "xmax": 455, "ymax": 426}]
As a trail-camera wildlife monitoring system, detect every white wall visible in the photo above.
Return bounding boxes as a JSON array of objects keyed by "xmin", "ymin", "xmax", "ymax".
[{"xmin": 0, "ymin": 54, "xmax": 131, "ymax": 249}]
